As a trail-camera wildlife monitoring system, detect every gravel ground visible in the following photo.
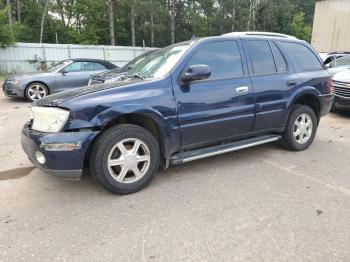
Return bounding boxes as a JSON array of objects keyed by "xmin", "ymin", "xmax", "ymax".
[{"xmin": 0, "ymin": 91, "xmax": 349, "ymax": 262}]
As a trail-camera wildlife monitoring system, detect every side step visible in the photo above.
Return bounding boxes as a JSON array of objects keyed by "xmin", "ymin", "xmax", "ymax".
[{"xmin": 170, "ymin": 135, "xmax": 281, "ymax": 165}]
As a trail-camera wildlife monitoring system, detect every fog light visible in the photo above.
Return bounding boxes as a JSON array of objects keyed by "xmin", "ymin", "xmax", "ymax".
[{"xmin": 35, "ymin": 151, "xmax": 46, "ymax": 164}]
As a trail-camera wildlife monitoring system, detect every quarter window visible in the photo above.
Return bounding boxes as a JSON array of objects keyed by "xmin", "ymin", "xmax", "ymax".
[
  {"xmin": 246, "ymin": 40, "xmax": 276, "ymax": 75},
  {"xmin": 270, "ymin": 42, "xmax": 287, "ymax": 73},
  {"xmin": 282, "ymin": 42, "xmax": 322, "ymax": 71},
  {"xmin": 187, "ymin": 41, "xmax": 244, "ymax": 79}
]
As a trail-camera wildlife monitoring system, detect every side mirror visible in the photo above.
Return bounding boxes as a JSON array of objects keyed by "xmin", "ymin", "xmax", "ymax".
[
  {"xmin": 182, "ymin": 64, "xmax": 211, "ymax": 82},
  {"xmin": 325, "ymin": 63, "xmax": 330, "ymax": 68},
  {"xmin": 60, "ymin": 69, "xmax": 68, "ymax": 75}
]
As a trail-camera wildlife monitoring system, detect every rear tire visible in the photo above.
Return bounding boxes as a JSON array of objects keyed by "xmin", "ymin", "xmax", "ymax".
[
  {"xmin": 281, "ymin": 105, "xmax": 317, "ymax": 151},
  {"xmin": 89, "ymin": 124, "xmax": 160, "ymax": 194}
]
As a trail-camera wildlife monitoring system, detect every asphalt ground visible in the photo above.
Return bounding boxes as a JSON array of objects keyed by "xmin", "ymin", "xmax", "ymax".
[{"xmin": 0, "ymin": 90, "xmax": 349, "ymax": 261}]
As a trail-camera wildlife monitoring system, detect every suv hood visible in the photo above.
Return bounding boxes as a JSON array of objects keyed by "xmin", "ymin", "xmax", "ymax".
[{"xmin": 34, "ymin": 79, "xmax": 141, "ymax": 107}]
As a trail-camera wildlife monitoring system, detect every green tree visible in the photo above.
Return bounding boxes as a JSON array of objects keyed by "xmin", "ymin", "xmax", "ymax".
[
  {"xmin": 289, "ymin": 12, "xmax": 312, "ymax": 41},
  {"xmin": 0, "ymin": 3, "xmax": 14, "ymax": 48}
]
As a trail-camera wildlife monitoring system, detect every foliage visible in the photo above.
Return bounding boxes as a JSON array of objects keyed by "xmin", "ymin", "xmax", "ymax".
[
  {"xmin": 288, "ymin": 12, "xmax": 312, "ymax": 42},
  {"xmin": 0, "ymin": 2, "xmax": 14, "ymax": 48},
  {"xmin": 0, "ymin": 0, "xmax": 316, "ymax": 47}
]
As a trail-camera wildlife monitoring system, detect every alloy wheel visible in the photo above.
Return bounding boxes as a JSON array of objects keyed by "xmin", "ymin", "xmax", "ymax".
[
  {"xmin": 107, "ymin": 138, "xmax": 151, "ymax": 183},
  {"xmin": 27, "ymin": 84, "xmax": 47, "ymax": 100},
  {"xmin": 293, "ymin": 113, "xmax": 313, "ymax": 144}
]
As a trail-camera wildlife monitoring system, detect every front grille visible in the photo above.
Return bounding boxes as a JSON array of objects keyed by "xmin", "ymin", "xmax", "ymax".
[
  {"xmin": 89, "ymin": 78, "xmax": 104, "ymax": 85},
  {"xmin": 333, "ymin": 81, "xmax": 350, "ymax": 98}
]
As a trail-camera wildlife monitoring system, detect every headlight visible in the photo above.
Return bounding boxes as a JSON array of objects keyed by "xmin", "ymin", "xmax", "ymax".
[
  {"xmin": 31, "ymin": 107, "xmax": 70, "ymax": 133},
  {"xmin": 7, "ymin": 79, "xmax": 19, "ymax": 85}
]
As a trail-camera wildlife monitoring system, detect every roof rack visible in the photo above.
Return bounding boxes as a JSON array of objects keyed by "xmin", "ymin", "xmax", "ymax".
[{"xmin": 222, "ymin": 31, "xmax": 297, "ymax": 39}]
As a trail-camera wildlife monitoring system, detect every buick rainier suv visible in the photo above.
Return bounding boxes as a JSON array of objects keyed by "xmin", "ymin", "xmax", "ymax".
[{"xmin": 21, "ymin": 32, "xmax": 334, "ymax": 194}]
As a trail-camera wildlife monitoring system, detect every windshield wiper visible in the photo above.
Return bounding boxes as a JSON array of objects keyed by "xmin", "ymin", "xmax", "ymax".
[{"xmin": 131, "ymin": 74, "xmax": 145, "ymax": 80}]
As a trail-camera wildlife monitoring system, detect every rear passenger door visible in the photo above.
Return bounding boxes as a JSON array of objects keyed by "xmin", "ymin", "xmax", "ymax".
[
  {"xmin": 244, "ymin": 39, "xmax": 300, "ymax": 131},
  {"xmin": 174, "ymin": 40, "xmax": 255, "ymax": 147}
]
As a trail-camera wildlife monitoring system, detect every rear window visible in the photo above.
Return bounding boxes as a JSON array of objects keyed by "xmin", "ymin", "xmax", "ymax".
[
  {"xmin": 282, "ymin": 42, "xmax": 322, "ymax": 71},
  {"xmin": 246, "ymin": 40, "xmax": 276, "ymax": 75}
]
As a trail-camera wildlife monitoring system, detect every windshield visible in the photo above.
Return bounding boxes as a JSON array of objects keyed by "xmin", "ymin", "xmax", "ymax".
[
  {"xmin": 122, "ymin": 52, "xmax": 152, "ymax": 69},
  {"xmin": 47, "ymin": 60, "xmax": 72, "ymax": 72},
  {"xmin": 124, "ymin": 43, "xmax": 192, "ymax": 79}
]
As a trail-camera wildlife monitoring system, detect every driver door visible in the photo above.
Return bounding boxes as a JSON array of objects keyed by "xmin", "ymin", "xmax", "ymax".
[
  {"xmin": 173, "ymin": 40, "xmax": 255, "ymax": 147},
  {"xmin": 55, "ymin": 62, "xmax": 105, "ymax": 92}
]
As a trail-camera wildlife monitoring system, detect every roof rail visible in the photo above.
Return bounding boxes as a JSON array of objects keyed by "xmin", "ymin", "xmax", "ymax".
[{"xmin": 222, "ymin": 31, "xmax": 297, "ymax": 39}]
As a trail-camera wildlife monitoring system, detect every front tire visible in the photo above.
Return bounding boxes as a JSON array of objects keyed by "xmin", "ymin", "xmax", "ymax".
[
  {"xmin": 89, "ymin": 124, "xmax": 160, "ymax": 194},
  {"xmin": 281, "ymin": 105, "xmax": 317, "ymax": 151},
  {"xmin": 25, "ymin": 82, "xmax": 49, "ymax": 102}
]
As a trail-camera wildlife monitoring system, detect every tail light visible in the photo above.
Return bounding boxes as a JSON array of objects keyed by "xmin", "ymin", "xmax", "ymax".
[{"xmin": 327, "ymin": 78, "xmax": 334, "ymax": 94}]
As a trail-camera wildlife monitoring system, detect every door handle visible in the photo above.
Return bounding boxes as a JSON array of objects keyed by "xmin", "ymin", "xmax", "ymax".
[{"xmin": 236, "ymin": 86, "xmax": 249, "ymax": 93}]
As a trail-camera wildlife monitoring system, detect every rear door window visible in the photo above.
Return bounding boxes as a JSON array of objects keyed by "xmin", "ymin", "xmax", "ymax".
[
  {"xmin": 282, "ymin": 42, "xmax": 322, "ymax": 71},
  {"xmin": 187, "ymin": 41, "xmax": 244, "ymax": 79},
  {"xmin": 246, "ymin": 40, "xmax": 276, "ymax": 75}
]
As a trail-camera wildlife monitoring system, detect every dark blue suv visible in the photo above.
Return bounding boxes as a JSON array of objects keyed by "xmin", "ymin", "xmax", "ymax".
[{"xmin": 21, "ymin": 32, "xmax": 334, "ymax": 194}]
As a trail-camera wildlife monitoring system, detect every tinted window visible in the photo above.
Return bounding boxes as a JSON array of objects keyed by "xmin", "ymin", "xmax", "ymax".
[
  {"xmin": 270, "ymin": 42, "xmax": 287, "ymax": 73},
  {"xmin": 188, "ymin": 41, "xmax": 243, "ymax": 79},
  {"xmin": 246, "ymin": 40, "xmax": 276, "ymax": 75},
  {"xmin": 282, "ymin": 42, "xmax": 322, "ymax": 71},
  {"xmin": 324, "ymin": 56, "xmax": 335, "ymax": 65}
]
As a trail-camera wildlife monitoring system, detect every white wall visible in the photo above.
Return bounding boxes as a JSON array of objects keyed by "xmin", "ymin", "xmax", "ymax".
[{"xmin": 0, "ymin": 42, "xmax": 156, "ymax": 74}]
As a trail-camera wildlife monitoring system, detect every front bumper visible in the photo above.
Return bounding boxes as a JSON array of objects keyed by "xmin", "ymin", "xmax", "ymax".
[
  {"xmin": 21, "ymin": 123, "xmax": 100, "ymax": 179},
  {"xmin": 332, "ymin": 95, "xmax": 350, "ymax": 111},
  {"xmin": 2, "ymin": 81, "xmax": 25, "ymax": 97},
  {"xmin": 319, "ymin": 93, "xmax": 335, "ymax": 117}
]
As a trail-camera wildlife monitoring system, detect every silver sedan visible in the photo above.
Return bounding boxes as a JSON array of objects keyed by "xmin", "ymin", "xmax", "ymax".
[{"xmin": 2, "ymin": 58, "xmax": 117, "ymax": 102}]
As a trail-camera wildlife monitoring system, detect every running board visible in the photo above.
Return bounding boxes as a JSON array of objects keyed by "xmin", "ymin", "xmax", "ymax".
[{"xmin": 170, "ymin": 135, "xmax": 281, "ymax": 165}]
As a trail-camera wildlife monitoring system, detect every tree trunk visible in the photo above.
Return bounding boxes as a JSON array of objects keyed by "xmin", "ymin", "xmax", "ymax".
[
  {"xmin": 247, "ymin": 0, "xmax": 262, "ymax": 31},
  {"xmin": 218, "ymin": 0, "xmax": 223, "ymax": 34},
  {"xmin": 131, "ymin": 6, "xmax": 135, "ymax": 47},
  {"xmin": 150, "ymin": 13, "xmax": 154, "ymax": 47},
  {"xmin": 169, "ymin": 0, "xmax": 175, "ymax": 44},
  {"xmin": 247, "ymin": 0, "xmax": 253, "ymax": 31},
  {"xmin": 6, "ymin": 0, "xmax": 13, "ymax": 36},
  {"xmin": 39, "ymin": 0, "xmax": 49, "ymax": 43},
  {"xmin": 231, "ymin": 6, "xmax": 235, "ymax": 31},
  {"xmin": 107, "ymin": 0, "xmax": 116, "ymax": 46},
  {"xmin": 16, "ymin": 0, "xmax": 21, "ymax": 23}
]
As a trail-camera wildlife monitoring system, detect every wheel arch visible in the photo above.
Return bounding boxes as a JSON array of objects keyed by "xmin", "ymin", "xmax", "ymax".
[
  {"xmin": 287, "ymin": 88, "xmax": 321, "ymax": 123},
  {"xmin": 87, "ymin": 110, "xmax": 173, "ymax": 169}
]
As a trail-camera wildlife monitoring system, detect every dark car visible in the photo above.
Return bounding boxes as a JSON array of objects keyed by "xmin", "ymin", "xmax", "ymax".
[
  {"xmin": 88, "ymin": 50, "xmax": 155, "ymax": 85},
  {"xmin": 3, "ymin": 58, "xmax": 117, "ymax": 102},
  {"xmin": 21, "ymin": 32, "xmax": 334, "ymax": 194},
  {"xmin": 332, "ymin": 70, "xmax": 350, "ymax": 111}
]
